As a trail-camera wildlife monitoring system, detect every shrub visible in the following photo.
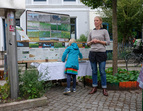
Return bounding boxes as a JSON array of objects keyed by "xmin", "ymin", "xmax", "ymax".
[
  {"xmin": 0, "ymin": 78, "xmax": 10, "ymax": 102},
  {"xmin": 19, "ymin": 69, "xmax": 51, "ymax": 99},
  {"xmin": 76, "ymin": 34, "xmax": 87, "ymax": 42}
]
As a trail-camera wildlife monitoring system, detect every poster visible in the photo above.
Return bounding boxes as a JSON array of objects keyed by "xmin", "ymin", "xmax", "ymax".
[
  {"xmin": 17, "ymin": 11, "xmax": 91, "ymax": 62},
  {"xmin": 27, "ymin": 10, "xmax": 71, "ymax": 42}
]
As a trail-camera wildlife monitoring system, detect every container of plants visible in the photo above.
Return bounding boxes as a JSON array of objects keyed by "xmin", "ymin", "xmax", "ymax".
[
  {"xmin": 106, "ymin": 71, "xmax": 119, "ymax": 90},
  {"xmin": 84, "ymin": 76, "xmax": 92, "ymax": 86},
  {"xmin": 119, "ymin": 81, "xmax": 139, "ymax": 90},
  {"xmin": 107, "ymin": 82, "xmax": 119, "ymax": 90}
]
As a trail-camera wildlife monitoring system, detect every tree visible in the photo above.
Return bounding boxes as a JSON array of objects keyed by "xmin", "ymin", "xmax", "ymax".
[
  {"xmin": 101, "ymin": 0, "xmax": 143, "ymax": 49},
  {"xmin": 81, "ymin": 0, "xmax": 118, "ymax": 75},
  {"xmin": 117, "ymin": 0, "xmax": 143, "ymax": 45},
  {"xmin": 101, "ymin": 0, "xmax": 143, "ymax": 51}
]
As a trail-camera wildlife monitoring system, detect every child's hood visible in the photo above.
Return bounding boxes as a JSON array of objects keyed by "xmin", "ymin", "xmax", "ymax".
[{"xmin": 71, "ymin": 43, "xmax": 79, "ymax": 50}]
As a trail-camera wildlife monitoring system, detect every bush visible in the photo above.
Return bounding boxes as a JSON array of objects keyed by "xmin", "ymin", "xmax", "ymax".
[
  {"xmin": 0, "ymin": 78, "xmax": 10, "ymax": 102},
  {"xmin": 19, "ymin": 69, "xmax": 51, "ymax": 99},
  {"xmin": 76, "ymin": 34, "xmax": 87, "ymax": 42}
]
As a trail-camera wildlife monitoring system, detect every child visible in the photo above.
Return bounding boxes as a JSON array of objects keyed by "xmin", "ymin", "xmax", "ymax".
[{"xmin": 62, "ymin": 39, "xmax": 83, "ymax": 94}]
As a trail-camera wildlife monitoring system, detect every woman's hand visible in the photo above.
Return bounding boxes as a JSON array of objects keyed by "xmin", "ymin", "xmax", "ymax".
[
  {"xmin": 92, "ymin": 39, "xmax": 100, "ymax": 43},
  {"xmin": 87, "ymin": 41, "xmax": 92, "ymax": 46},
  {"xmin": 92, "ymin": 39, "xmax": 106, "ymax": 45}
]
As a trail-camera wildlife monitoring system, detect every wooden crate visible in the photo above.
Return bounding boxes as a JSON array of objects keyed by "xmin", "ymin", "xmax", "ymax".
[{"xmin": 0, "ymin": 70, "xmax": 4, "ymax": 80}]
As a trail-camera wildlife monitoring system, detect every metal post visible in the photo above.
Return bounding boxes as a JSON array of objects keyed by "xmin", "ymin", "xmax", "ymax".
[{"xmin": 5, "ymin": 10, "xmax": 18, "ymax": 99}]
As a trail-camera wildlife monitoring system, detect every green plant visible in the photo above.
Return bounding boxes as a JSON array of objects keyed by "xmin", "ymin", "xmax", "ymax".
[
  {"xmin": 107, "ymin": 51, "xmax": 113, "ymax": 60},
  {"xmin": 83, "ymin": 67, "xmax": 139, "ymax": 84},
  {"xmin": 77, "ymin": 76, "xmax": 83, "ymax": 82},
  {"xmin": 106, "ymin": 68, "xmax": 139, "ymax": 83},
  {"xmin": 19, "ymin": 68, "xmax": 51, "ymax": 99},
  {"xmin": 76, "ymin": 34, "xmax": 87, "ymax": 42},
  {"xmin": 0, "ymin": 78, "xmax": 10, "ymax": 102}
]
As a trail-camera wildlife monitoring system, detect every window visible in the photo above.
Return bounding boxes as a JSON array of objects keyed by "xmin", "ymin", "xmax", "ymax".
[
  {"xmin": 64, "ymin": 0, "xmax": 76, "ymax": 1},
  {"xmin": 70, "ymin": 18, "xmax": 76, "ymax": 39},
  {"xmin": 34, "ymin": 0, "xmax": 46, "ymax": 1},
  {"xmin": 16, "ymin": 19, "xmax": 20, "ymax": 26}
]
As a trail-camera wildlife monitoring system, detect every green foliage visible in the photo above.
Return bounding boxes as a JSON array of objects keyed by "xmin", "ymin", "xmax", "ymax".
[
  {"xmin": 106, "ymin": 68, "xmax": 139, "ymax": 83},
  {"xmin": 0, "ymin": 79, "xmax": 10, "ymax": 101},
  {"xmin": 19, "ymin": 69, "xmax": 51, "ymax": 99},
  {"xmin": 118, "ymin": 0, "xmax": 143, "ymax": 42},
  {"xmin": 81, "ymin": 0, "xmax": 112, "ymax": 9},
  {"xmin": 101, "ymin": 0, "xmax": 143, "ymax": 43},
  {"xmin": 107, "ymin": 51, "xmax": 113, "ymax": 60},
  {"xmin": 85, "ymin": 67, "xmax": 139, "ymax": 83},
  {"xmin": 77, "ymin": 76, "xmax": 83, "ymax": 82},
  {"xmin": 76, "ymin": 34, "xmax": 87, "ymax": 42}
]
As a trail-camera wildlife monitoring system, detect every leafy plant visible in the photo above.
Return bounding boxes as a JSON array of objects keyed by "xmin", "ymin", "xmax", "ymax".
[
  {"xmin": 107, "ymin": 51, "xmax": 113, "ymax": 60},
  {"xmin": 106, "ymin": 68, "xmax": 139, "ymax": 83},
  {"xmin": 77, "ymin": 76, "xmax": 83, "ymax": 82},
  {"xmin": 76, "ymin": 34, "xmax": 87, "ymax": 42},
  {"xmin": 84, "ymin": 67, "xmax": 139, "ymax": 83},
  {"xmin": 0, "ymin": 83, "xmax": 10, "ymax": 100},
  {"xmin": 19, "ymin": 68, "xmax": 51, "ymax": 99},
  {"xmin": 0, "ymin": 77, "xmax": 10, "ymax": 102}
]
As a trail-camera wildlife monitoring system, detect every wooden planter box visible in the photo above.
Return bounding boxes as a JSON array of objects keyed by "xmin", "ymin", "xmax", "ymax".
[
  {"xmin": 107, "ymin": 82, "xmax": 119, "ymax": 90},
  {"xmin": 119, "ymin": 81, "xmax": 139, "ymax": 90},
  {"xmin": 84, "ymin": 78, "xmax": 139, "ymax": 90},
  {"xmin": 85, "ymin": 78, "xmax": 92, "ymax": 86}
]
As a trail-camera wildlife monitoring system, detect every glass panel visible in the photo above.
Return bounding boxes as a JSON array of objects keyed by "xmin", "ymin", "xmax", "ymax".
[
  {"xmin": 70, "ymin": 18, "xmax": 76, "ymax": 39},
  {"xmin": 70, "ymin": 18, "xmax": 76, "ymax": 24},
  {"xmin": 71, "ymin": 25, "xmax": 75, "ymax": 39},
  {"xmin": 16, "ymin": 19, "xmax": 20, "ymax": 26}
]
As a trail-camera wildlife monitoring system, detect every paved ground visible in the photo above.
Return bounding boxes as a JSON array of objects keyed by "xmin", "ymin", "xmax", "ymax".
[{"xmin": 19, "ymin": 82, "xmax": 142, "ymax": 111}]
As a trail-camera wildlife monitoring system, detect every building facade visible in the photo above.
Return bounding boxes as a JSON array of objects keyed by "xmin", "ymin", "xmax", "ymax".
[{"xmin": 0, "ymin": 0, "xmax": 103, "ymax": 52}]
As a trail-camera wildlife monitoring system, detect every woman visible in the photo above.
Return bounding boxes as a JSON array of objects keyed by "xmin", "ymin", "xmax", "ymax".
[{"xmin": 87, "ymin": 16, "xmax": 110, "ymax": 96}]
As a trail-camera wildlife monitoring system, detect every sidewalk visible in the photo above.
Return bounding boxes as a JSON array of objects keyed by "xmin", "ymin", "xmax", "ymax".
[
  {"xmin": 0, "ymin": 60, "xmax": 142, "ymax": 111},
  {"xmin": 21, "ymin": 83, "xmax": 142, "ymax": 111}
]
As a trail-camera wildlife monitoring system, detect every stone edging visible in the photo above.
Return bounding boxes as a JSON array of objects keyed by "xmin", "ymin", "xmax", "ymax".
[{"xmin": 0, "ymin": 96, "xmax": 47, "ymax": 111}]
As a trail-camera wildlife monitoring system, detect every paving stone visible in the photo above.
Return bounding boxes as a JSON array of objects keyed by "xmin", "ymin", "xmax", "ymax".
[
  {"xmin": 2, "ymin": 84, "xmax": 141, "ymax": 111},
  {"xmin": 102, "ymin": 108, "xmax": 109, "ymax": 111}
]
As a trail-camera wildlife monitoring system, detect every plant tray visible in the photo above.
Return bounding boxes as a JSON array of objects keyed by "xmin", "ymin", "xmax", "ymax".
[
  {"xmin": 119, "ymin": 81, "xmax": 139, "ymax": 90},
  {"xmin": 107, "ymin": 82, "xmax": 119, "ymax": 90}
]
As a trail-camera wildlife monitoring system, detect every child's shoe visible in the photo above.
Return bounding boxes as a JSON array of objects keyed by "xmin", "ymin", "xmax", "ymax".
[
  {"xmin": 72, "ymin": 88, "xmax": 76, "ymax": 92},
  {"xmin": 63, "ymin": 88, "xmax": 71, "ymax": 94}
]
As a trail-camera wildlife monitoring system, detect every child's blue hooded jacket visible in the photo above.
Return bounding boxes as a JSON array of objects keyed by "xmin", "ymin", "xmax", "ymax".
[{"xmin": 62, "ymin": 43, "xmax": 83, "ymax": 70}]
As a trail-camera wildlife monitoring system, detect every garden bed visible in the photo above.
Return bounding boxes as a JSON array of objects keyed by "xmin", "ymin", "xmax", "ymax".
[
  {"xmin": 84, "ymin": 78, "xmax": 139, "ymax": 90},
  {"xmin": 84, "ymin": 67, "xmax": 140, "ymax": 90}
]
